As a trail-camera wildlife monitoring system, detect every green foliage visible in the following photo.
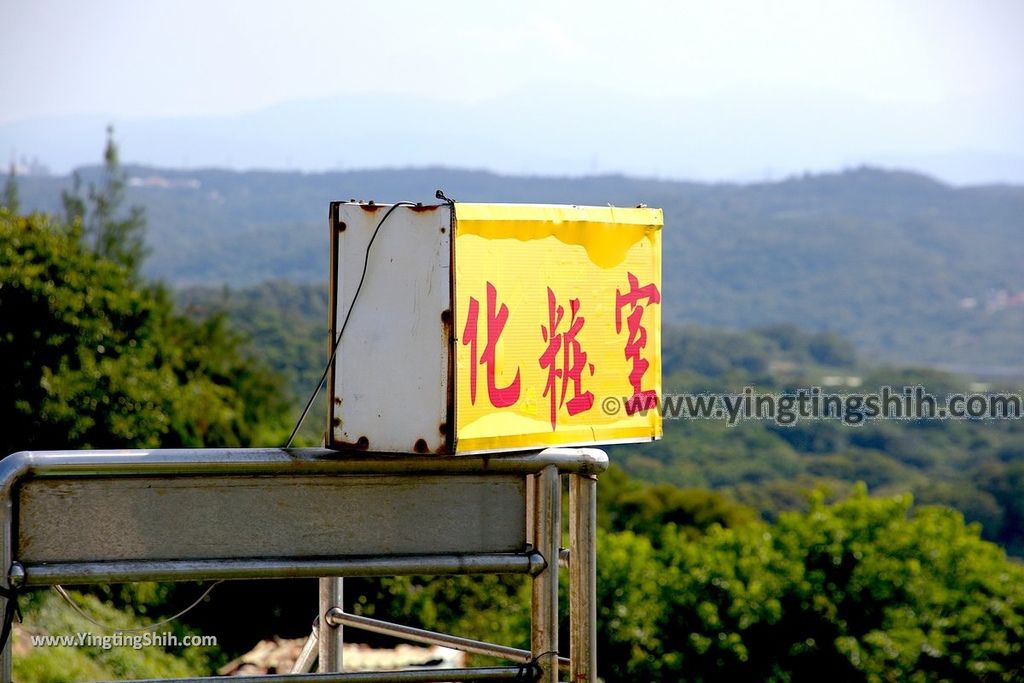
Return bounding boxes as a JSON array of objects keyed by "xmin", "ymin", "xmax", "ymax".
[
  {"xmin": 368, "ymin": 575, "xmax": 532, "ymax": 659},
  {"xmin": 177, "ymin": 281, "xmax": 329, "ymax": 397},
  {"xmin": 60, "ymin": 172, "xmax": 86, "ymax": 227},
  {"xmin": 14, "ymin": 590, "xmax": 216, "ymax": 683},
  {"xmin": 2, "ymin": 163, "xmax": 18, "ymax": 214},
  {"xmin": 176, "ymin": 280, "xmax": 330, "ymax": 445},
  {"xmin": 7, "ymin": 158, "xmax": 1024, "ymax": 679},
  {"xmin": 0, "ymin": 209, "xmax": 290, "ymax": 455},
  {"xmin": 60, "ymin": 126, "xmax": 148, "ymax": 273},
  {"xmin": 610, "ymin": 324, "xmax": 1024, "ymax": 554},
  {"xmin": 170, "ymin": 277, "xmax": 1024, "ymax": 554},
  {"xmin": 599, "ymin": 467, "xmax": 757, "ymax": 540},
  {"xmin": 598, "ymin": 488, "xmax": 1024, "ymax": 682}
]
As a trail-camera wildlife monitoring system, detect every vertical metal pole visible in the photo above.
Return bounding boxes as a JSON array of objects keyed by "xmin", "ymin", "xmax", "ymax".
[
  {"xmin": 0, "ymin": 498, "xmax": 11, "ymax": 683},
  {"xmin": 570, "ymin": 474, "xmax": 598, "ymax": 682},
  {"xmin": 318, "ymin": 577, "xmax": 344, "ymax": 672},
  {"xmin": 525, "ymin": 472, "xmax": 536, "ymax": 549},
  {"xmin": 531, "ymin": 466, "xmax": 560, "ymax": 683}
]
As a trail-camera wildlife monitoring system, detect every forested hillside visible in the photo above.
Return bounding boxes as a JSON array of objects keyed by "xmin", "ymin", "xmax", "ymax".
[
  {"xmin": 16, "ymin": 166, "xmax": 1024, "ymax": 371},
  {"xmin": 177, "ymin": 283, "xmax": 1024, "ymax": 556},
  {"xmin": 6, "ymin": 149, "xmax": 1024, "ymax": 681}
]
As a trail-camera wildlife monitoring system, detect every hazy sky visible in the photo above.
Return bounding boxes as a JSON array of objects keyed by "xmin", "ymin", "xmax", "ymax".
[{"xmin": 2, "ymin": 0, "xmax": 1022, "ymax": 180}]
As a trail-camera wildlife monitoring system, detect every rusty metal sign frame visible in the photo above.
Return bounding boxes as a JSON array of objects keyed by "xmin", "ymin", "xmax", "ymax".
[
  {"xmin": 327, "ymin": 201, "xmax": 455, "ymax": 455},
  {"xmin": 0, "ymin": 447, "xmax": 605, "ymax": 683}
]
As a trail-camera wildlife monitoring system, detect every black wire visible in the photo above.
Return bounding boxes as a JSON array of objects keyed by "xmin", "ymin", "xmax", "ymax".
[
  {"xmin": 516, "ymin": 651, "xmax": 555, "ymax": 681},
  {"xmin": 284, "ymin": 201, "xmax": 417, "ymax": 448},
  {"xmin": 0, "ymin": 583, "xmax": 21, "ymax": 654}
]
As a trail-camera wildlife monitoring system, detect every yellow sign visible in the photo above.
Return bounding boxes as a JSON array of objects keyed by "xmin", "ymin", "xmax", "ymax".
[{"xmin": 453, "ymin": 203, "xmax": 663, "ymax": 453}]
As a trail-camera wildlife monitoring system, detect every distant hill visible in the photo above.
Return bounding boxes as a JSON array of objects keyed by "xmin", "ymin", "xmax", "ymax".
[
  {"xmin": 14, "ymin": 165, "xmax": 1024, "ymax": 370},
  {"xmin": 4, "ymin": 90, "xmax": 1023, "ymax": 183}
]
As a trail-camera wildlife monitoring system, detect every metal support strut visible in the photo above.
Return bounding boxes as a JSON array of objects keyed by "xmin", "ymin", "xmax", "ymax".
[
  {"xmin": 319, "ymin": 577, "xmax": 344, "ymax": 673},
  {"xmin": 531, "ymin": 466, "xmax": 560, "ymax": 683},
  {"xmin": 570, "ymin": 473, "xmax": 598, "ymax": 682},
  {"xmin": 0, "ymin": 447, "xmax": 607, "ymax": 683}
]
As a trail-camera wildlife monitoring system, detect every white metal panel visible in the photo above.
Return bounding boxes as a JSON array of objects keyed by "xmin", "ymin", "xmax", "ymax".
[{"xmin": 330, "ymin": 203, "xmax": 452, "ymax": 453}]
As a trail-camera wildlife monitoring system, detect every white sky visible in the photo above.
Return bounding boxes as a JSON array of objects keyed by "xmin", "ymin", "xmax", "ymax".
[
  {"xmin": 3, "ymin": 0, "xmax": 1021, "ymax": 120},
  {"xmin": 1, "ymin": 0, "xmax": 1022, "ymax": 179}
]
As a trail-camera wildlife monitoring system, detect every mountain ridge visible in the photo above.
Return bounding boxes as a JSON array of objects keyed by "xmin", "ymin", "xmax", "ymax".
[{"xmin": 11, "ymin": 165, "xmax": 1024, "ymax": 372}]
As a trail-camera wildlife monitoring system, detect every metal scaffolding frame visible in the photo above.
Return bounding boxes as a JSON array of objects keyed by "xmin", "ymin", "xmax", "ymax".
[{"xmin": 0, "ymin": 447, "xmax": 606, "ymax": 683}]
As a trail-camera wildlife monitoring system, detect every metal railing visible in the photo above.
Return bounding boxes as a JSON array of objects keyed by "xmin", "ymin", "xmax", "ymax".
[{"xmin": 0, "ymin": 447, "xmax": 606, "ymax": 683}]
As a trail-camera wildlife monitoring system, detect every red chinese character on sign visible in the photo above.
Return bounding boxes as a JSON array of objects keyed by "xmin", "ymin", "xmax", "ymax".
[
  {"xmin": 539, "ymin": 288, "xmax": 595, "ymax": 430},
  {"xmin": 463, "ymin": 282, "xmax": 521, "ymax": 408},
  {"xmin": 615, "ymin": 273, "xmax": 661, "ymax": 414}
]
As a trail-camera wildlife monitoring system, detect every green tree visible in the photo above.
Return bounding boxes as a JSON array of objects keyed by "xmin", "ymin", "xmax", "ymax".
[
  {"xmin": 0, "ymin": 209, "xmax": 290, "ymax": 455},
  {"xmin": 61, "ymin": 171, "xmax": 86, "ymax": 226},
  {"xmin": 597, "ymin": 487, "xmax": 1024, "ymax": 682},
  {"xmin": 2, "ymin": 162, "xmax": 18, "ymax": 214},
  {"xmin": 599, "ymin": 468, "xmax": 757, "ymax": 540},
  {"xmin": 61, "ymin": 125, "xmax": 148, "ymax": 273}
]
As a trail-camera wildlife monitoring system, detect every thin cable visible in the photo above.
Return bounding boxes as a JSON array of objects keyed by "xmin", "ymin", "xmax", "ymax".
[
  {"xmin": 515, "ymin": 650, "xmax": 556, "ymax": 681},
  {"xmin": 284, "ymin": 201, "xmax": 417, "ymax": 447},
  {"xmin": 53, "ymin": 582, "xmax": 222, "ymax": 633},
  {"xmin": 0, "ymin": 583, "xmax": 21, "ymax": 653}
]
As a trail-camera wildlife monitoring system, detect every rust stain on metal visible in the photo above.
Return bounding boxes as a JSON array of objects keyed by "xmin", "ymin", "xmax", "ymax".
[
  {"xmin": 442, "ymin": 296, "xmax": 455, "ymax": 454},
  {"xmin": 443, "ymin": 215, "xmax": 456, "ymax": 455},
  {"xmin": 329, "ymin": 201, "xmax": 346, "ymax": 235},
  {"xmin": 410, "ymin": 203, "xmax": 440, "ymax": 213},
  {"xmin": 333, "ymin": 436, "xmax": 370, "ymax": 451},
  {"xmin": 359, "ymin": 201, "xmax": 381, "ymax": 212},
  {"xmin": 414, "ymin": 439, "xmax": 429, "ymax": 454}
]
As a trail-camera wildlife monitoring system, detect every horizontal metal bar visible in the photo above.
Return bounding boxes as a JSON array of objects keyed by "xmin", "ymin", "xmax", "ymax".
[
  {"xmin": 111, "ymin": 666, "xmax": 537, "ymax": 683},
  {"xmin": 17, "ymin": 553, "xmax": 544, "ymax": 586},
  {"xmin": 0, "ymin": 447, "xmax": 609, "ymax": 495},
  {"xmin": 326, "ymin": 609, "xmax": 569, "ymax": 671}
]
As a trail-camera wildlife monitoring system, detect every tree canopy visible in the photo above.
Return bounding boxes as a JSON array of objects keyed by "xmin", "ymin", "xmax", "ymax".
[
  {"xmin": 1, "ymin": 128, "xmax": 293, "ymax": 456},
  {"xmin": 596, "ymin": 487, "xmax": 1024, "ymax": 682},
  {"xmin": 0, "ymin": 209, "xmax": 290, "ymax": 454}
]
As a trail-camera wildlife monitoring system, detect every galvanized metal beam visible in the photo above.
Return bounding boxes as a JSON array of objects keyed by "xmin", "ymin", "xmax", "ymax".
[
  {"xmin": 110, "ymin": 666, "xmax": 536, "ymax": 682},
  {"xmin": 326, "ymin": 608, "xmax": 570, "ymax": 671},
  {"xmin": 0, "ymin": 447, "xmax": 609, "ymax": 487},
  {"xmin": 0, "ymin": 447, "xmax": 606, "ymax": 683},
  {"xmin": 530, "ymin": 466, "xmax": 561, "ymax": 683},
  {"xmin": 290, "ymin": 622, "xmax": 319, "ymax": 674},
  {"xmin": 319, "ymin": 578, "xmax": 344, "ymax": 673},
  {"xmin": 14, "ymin": 553, "xmax": 540, "ymax": 586},
  {"xmin": 570, "ymin": 474, "xmax": 598, "ymax": 682}
]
